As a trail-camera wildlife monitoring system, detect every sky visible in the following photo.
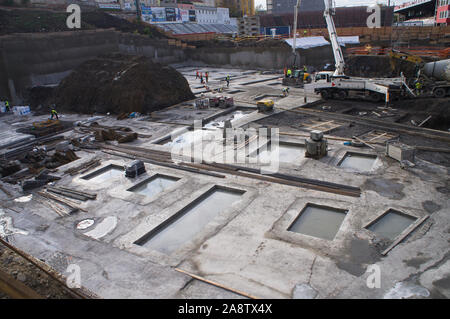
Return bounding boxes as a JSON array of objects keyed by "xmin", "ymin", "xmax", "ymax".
[{"xmin": 255, "ymin": 0, "xmax": 414, "ymax": 10}]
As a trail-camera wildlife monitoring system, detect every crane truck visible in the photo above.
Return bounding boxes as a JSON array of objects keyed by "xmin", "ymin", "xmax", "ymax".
[
  {"xmin": 306, "ymin": 0, "xmax": 412, "ymax": 103},
  {"xmin": 282, "ymin": 0, "xmax": 312, "ymax": 88}
]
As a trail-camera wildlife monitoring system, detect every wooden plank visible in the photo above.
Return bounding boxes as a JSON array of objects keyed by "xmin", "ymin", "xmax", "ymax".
[
  {"xmin": 352, "ymin": 136, "xmax": 376, "ymax": 150},
  {"xmin": 280, "ymin": 132, "xmax": 350, "ymax": 141},
  {"xmin": 175, "ymin": 268, "xmax": 258, "ymax": 299},
  {"xmin": 367, "ymin": 132, "xmax": 388, "ymax": 142}
]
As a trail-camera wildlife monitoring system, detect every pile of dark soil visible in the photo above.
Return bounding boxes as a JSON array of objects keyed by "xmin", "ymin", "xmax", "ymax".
[
  {"xmin": 189, "ymin": 37, "xmax": 290, "ymax": 49},
  {"xmin": 391, "ymin": 97, "xmax": 450, "ymax": 131},
  {"xmin": 345, "ymin": 55, "xmax": 419, "ymax": 78},
  {"xmin": 0, "ymin": 8, "xmax": 166, "ymax": 38},
  {"xmin": 25, "ymin": 86, "xmax": 55, "ymax": 112},
  {"xmin": 53, "ymin": 53, "xmax": 195, "ymax": 114},
  {"xmin": 238, "ymin": 38, "xmax": 291, "ymax": 48}
]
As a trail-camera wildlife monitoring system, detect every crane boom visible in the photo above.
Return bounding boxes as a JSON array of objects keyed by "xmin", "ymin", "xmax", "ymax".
[
  {"xmin": 324, "ymin": 0, "xmax": 345, "ymax": 76},
  {"xmin": 292, "ymin": 0, "xmax": 301, "ymax": 55}
]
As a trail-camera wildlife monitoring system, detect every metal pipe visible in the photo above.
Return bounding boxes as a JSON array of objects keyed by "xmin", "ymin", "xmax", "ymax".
[{"xmin": 292, "ymin": 0, "xmax": 301, "ymax": 55}]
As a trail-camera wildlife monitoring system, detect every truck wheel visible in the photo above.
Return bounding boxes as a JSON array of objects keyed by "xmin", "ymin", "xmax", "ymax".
[
  {"xmin": 433, "ymin": 88, "xmax": 446, "ymax": 98},
  {"xmin": 334, "ymin": 90, "xmax": 348, "ymax": 100},
  {"xmin": 320, "ymin": 90, "xmax": 330, "ymax": 99},
  {"xmin": 370, "ymin": 92, "xmax": 383, "ymax": 103}
]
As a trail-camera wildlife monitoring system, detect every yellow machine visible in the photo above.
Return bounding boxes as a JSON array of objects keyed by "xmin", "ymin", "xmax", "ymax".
[
  {"xmin": 32, "ymin": 119, "xmax": 61, "ymax": 129},
  {"xmin": 256, "ymin": 99, "xmax": 274, "ymax": 113},
  {"xmin": 388, "ymin": 49, "xmax": 425, "ymax": 71},
  {"xmin": 283, "ymin": 69, "xmax": 312, "ymax": 87}
]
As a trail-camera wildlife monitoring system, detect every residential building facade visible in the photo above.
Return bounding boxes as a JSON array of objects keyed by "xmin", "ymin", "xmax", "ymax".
[
  {"xmin": 436, "ymin": 0, "xmax": 450, "ymax": 24},
  {"xmin": 269, "ymin": 0, "xmax": 325, "ymax": 15}
]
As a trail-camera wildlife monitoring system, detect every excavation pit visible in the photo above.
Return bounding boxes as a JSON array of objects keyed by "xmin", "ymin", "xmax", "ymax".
[
  {"xmin": 338, "ymin": 152, "xmax": 377, "ymax": 171},
  {"xmin": 288, "ymin": 204, "xmax": 348, "ymax": 241},
  {"xmin": 127, "ymin": 174, "xmax": 180, "ymax": 199},
  {"xmin": 81, "ymin": 164, "xmax": 123, "ymax": 183},
  {"xmin": 366, "ymin": 209, "xmax": 417, "ymax": 241},
  {"xmin": 134, "ymin": 186, "xmax": 245, "ymax": 255}
]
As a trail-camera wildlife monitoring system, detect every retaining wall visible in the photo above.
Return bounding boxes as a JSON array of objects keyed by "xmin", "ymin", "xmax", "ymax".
[
  {"xmin": 185, "ymin": 45, "xmax": 335, "ymax": 71},
  {"xmin": 0, "ymin": 29, "xmax": 185, "ymax": 103}
]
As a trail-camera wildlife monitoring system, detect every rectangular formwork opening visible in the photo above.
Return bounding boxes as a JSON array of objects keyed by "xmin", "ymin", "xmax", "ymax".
[
  {"xmin": 288, "ymin": 203, "xmax": 348, "ymax": 241},
  {"xmin": 365, "ymin": 209, "xmax": 417, "ymax": 241},
  {"xmin": 134, "ymin": 186, "xmax": 245, "ymax": 255},
  {"xmin": 81, "ymin": 164, "xmax": 123, "ymax": 183},
  {"xmin": 127, "ymin": 174, "xmax": 180, "ymax": 199},
  {"xmin": 338, "ymin": 152, "xmax": 377, "ymax": 171},
  {"xmin": 249, "ymin": 141, "xmax": 305, "ymax": 163}
]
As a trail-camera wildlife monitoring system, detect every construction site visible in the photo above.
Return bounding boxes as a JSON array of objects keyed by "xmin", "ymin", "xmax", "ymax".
[{"xmin": 0, "ymin": 0, "xmax": 449, "ymax": 301}]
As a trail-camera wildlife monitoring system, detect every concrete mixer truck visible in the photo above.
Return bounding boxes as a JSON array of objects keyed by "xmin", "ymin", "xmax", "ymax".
[{"xmin": 417, "ymin": 59, "xmax": 450, "ymax": 98}]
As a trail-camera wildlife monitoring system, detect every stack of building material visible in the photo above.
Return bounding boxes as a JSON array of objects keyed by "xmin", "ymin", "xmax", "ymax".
[
  {"xmin": 46, "ymin": 186, "xmax": 96, "ymax": 201},
  {"xmin": 237, "ymin": 16, "xmax": 260, "ymax": 37}
]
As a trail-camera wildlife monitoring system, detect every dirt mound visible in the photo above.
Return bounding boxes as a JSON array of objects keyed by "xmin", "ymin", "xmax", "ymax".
[
  {"xmin": 53, "ymin": 53, "xmax": 195, "ymax": 114},
  {"xmin": 345, "ymin": 55, "xmax": 418, "ymax": 78},
  {"xmin": 0, "ymin": 8, "xmax": 166, "ymax": 38},
  {"xmin": 391, "ymin": 97, "xmax": 450, "ymax": 131},
  {"xmin": 189, "ymin": 38, "xmax": 290, "ymax": 49},
  {"xmin": 25, "ymin": 86, "xmax": 55, "ymax": 111}
]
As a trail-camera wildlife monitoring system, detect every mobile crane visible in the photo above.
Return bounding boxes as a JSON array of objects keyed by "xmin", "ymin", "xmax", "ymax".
[
  {"xmin": 282, "ymin": 0, "xmax": 312, "ymax": 88},
  {"xmin": 308, "ymin": 0, "xmax": 412, "ymax": 102}
]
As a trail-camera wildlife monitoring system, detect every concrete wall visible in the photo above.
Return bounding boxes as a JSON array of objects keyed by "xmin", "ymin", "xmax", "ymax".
[
  {"xmin": 186, "ymin": 45, "xmax": 335, "ymax": 71},
  {"xmin": 0, "ymin": 29, "xmax": 185, "ymax": 103},
  {"xmin": 117, "ymin": 33, "xmax": 185, "ymax": 65}
]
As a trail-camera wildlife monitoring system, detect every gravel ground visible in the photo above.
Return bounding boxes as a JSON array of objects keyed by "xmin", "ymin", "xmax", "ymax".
[{"xmin": 0, "ymin": 244, "xmax": 75, "ymax": 299}]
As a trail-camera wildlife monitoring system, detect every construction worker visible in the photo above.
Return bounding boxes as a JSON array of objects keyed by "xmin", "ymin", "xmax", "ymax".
[
  {"xmin": 205, "ymin": 71, "xmax": 209, "ymax": 84},
  {"xmin": 226, "ymin": 75, "xmax": 230, "ymax": 87},
  {"xmin": 50, "ymin": 106, "xmax": 58, "ymax": 120},
  {"xmin": 282, "ymin": 87, "xmax": 290, "ymax": 97},
  {"xmin": 195, "ymin": 70, "xmax": 199, "ymax": 79},
  {"xmin": 415, "ymin": 81, "xmax": 423, "ymax": 96},
  {"xmin": 287, "ymin": 69, "xmax": 292, "ymax": 77},
  {"xmin": 5, "ymin": 100, "xmax": 10, "ymax": 112},
  {"xmin": 303, "ymin": 65, "xmax": 307, "ymax": 72},
  {"xmin": 303, "ymin": 30, "xmax": 307, "ymax": 37}
]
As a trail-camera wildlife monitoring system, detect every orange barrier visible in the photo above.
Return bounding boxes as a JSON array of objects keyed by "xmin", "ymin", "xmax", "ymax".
[{"xmin": 346, "ymin": 46, "xmax": 450, "ymax": 58}]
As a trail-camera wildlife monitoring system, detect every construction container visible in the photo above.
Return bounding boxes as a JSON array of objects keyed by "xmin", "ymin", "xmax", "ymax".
[
  {"xmin": 125, "ymin": 160, "xmax": 146, "ymax": 178},
  {"xmin": 386, "ymin": 142, "xmax": 415, "ymax": 163}
]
